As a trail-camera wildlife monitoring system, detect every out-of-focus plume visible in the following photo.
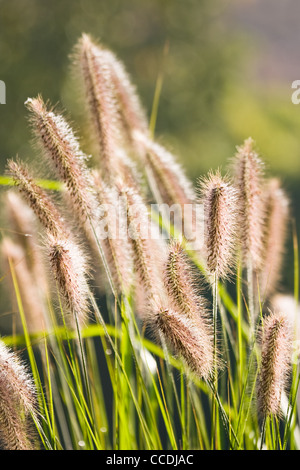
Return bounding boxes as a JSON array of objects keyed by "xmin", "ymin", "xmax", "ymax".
[
  {"xmin": 260, "ymin": 178, "xmax": 290, "ymax": 300},
  {"xmin": 232, "ymin": 138, "xmax": 265, "ymax": 271},
  {"xmin": 1, "ymin": 238, "xmax": 47, "ymax": 333},
  {"xmin": 7, "ymin": 159, "xmax": 66, "ymax": 238},
  {"xmin": 92, "ymin": 170, "xmax": 134, "ymax": 295},
  {"xmin": 118, "ymin": 184, "xmax": 167, "ymax": 312},
  {"xmin": 0, "ymin": 340, "xmax": 39, "ymax": 450},
  {"xmin": 7, "ymin": 160, "xmax": 91, "ymax": 327}
]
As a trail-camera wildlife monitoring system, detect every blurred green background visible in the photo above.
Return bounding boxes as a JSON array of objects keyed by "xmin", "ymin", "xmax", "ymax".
[{"xmin": 0, "ymin": 0, "xmax": 300, "ymax": 291}]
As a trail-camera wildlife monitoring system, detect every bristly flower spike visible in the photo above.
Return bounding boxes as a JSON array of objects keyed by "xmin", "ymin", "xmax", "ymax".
[
  {"xmin": 7, "ymin": 160, "xmax": 91, "ymax": 326},
  {"xmin": 149, "ymin": 307, "xmax": 214, "ymax": 381},
  {"xmin": 25, "ymin": 96, "xmax": 99, "ymax": 223},
  {"xmin": 0, "ymin": 340, "xmax": 39, "ymax": 450},
  {"xmin": 257, "ymin": 311, "xmax": 292, "ymax": 418},
  {"xmin": 198, "ymin": 169, "xmax": 238, "ymax": 281},
  {"xmin": 260, "ymin": 178, "xmax": 290, "ymax": 300},
  {"xmin": 7, "ymin": 159, "xmax": 66, "ymax": 238},
  {"xmin": 232, "ymin": 137, "xmax": 265, "ymax": 271}
]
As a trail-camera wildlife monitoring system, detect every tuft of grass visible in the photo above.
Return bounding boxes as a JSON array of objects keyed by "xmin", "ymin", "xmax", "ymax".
[{"xmin": 0, "ymin": 34, "xmax": 299, "ymax": 451}]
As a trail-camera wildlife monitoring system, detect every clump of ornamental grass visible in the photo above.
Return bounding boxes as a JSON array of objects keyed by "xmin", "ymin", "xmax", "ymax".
[
  {"xmin": 0, "ymin": 33, "xmax": 298, "ymax": 451},
  {"xmin": 257, "ymin": 311, "xmax": 292, "ymax": 419},
  {"xmin": 0, "ymin": 340, "xmax": 39, "ymax": 450}
]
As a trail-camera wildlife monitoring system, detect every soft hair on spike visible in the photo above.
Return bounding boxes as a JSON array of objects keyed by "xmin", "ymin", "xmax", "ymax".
[
  {"xmin": 92, "ymin": 170, "xmax": 134, "ymax": 295},
  {"xmin": 150, "ymin": 307, "xmax": 214, "ymax": 380},
  {"xmin": 257, "ymin": 311, "xmax": 292, "ymax": 418},
  {"xmin": 198, "ymin": 170, "xmax": 238, "ymax": 280},
  {"xmin": 164, "ymin": 239, "xmax": 209, "ymax": 321},
  {"xmin": 91, "ymin": 39, "xmax": 149, "ymax": 140},
  {"xmin": 5, "ymin": 190, "xmax": 49, "ymax": 297},
  {"xmin": 118, "ymin": 184, "xmax": 167, "ymax": 311},
  {"xmin": 1, "ymin": 237, "xmax": 47, "ymax": 333},
  {"xmin": 133, "ymin": 131, "xmax": 203, "ymax": 249},
  {"xmin": 75, "ymin": 34, "xmax": 126, "ymax": 175},
  {"xmin": 48, "ymin": 234, "xmax": 91, "ymax": 327},
  {"xmin": 133, "ymin": 130, "xmax": 196, "ymax": 208},
  {"xmin": 25, "ymin": 96, "xmax": 99, "ymax": 222},
  {"xmin": 259, "ymin": 178, "xmax": 290, "ymax": 300},
  {"xmin": 0, "ymin": 340, "xmax": 39, "ymax": 450},
  {"xmin": 232, "ymin": 138, "xmax": 265, "ymax": 270},
  {"xmin": 7, "ymin": 159, "xmax": 66, "ymax": 238}
]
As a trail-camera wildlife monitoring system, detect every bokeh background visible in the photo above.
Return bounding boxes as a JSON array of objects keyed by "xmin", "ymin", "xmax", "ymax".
[{"xmin": 1, "ymin": 0, "xmax": 300, "ymax": 298}]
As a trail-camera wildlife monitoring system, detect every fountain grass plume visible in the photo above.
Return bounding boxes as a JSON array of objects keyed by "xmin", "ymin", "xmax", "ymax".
[
  {"xmin": 149, "ymin": 307, "xmax": 214, "ymax": 381},
  {"xmin": 0, "ymin": 340, "xmax": 38, "ymax": 450},
  {"xmin": 232, "ymin": 137, "xmax": 265, "ymax": 271},
  {"xmin": 257, "ymin": 311, "xmax": 292, "ymax": 418},
  {"xmin": 118, "ymin": 183, "xmax": 167, "ymax": 312},
  {"xmin": 198, "ymin": 169, "xmax": 238, "ymax": 281},
  {"xmin": 25, "ymin": 96, "xmax": 99, "ymax": 223},
  {"xmin": 7, "ymin": 159, "xmax": 67, "ymax": 238},
  {"xmin": 260, "ymin": 178, "xmax": 290, "ymax": 300}
]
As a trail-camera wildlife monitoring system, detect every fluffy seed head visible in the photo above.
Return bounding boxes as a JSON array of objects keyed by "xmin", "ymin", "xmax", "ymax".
[
  {"xmin": 198, "ymin": 170, "xmax": 238, "ymax": 280},
  {"xmin": 150, "ymin": 307, "xmax": 214, "ymax": 380},
  {"xmin": 25, "ymin": 96, "xmax": 99, "ymax": 222},
  {"xmin": 118, "ymin": 184, "xmax": 167, "ymax": 312},
  {"xmin": 134, "ymin": 131, "xmax": 196, "ymax": 207},
  {"xmin": 257, "ymin": 311, "xmax": 292, "ymax": 417},
  {"xmin": 164, "ymin": 239, "xmax": 209, "ymax": 321},
  {"xmin": 75, "ymin": 34, "xmax": 125, "ymax": 176},
  {"xmin": 232, "ymin": 138, "xmax": 265, "ymax": 270},
  {"xmin": 92, "ymin": 170, "xmax": 134, "ymax": 295},
  {"xmin": 0, "ymin": 340, "xmax": 38, "ymax": 449},
  {"xmin": 7, "ymin": 159, "xmax": 66, "ymax": 238},
  {"xmin": 260, "ymin": 178, "xmax": 290, "ymax": 299},
  {"xmin": 1, "ymin": 238, "xmax": 47, "ymax": 333},
  {"xmin": 48, "ymin": 235, "xmax": 90, "ymax": 326},
  {"xmin": 5, "ymin": 190, "xmax": 50, "ymax": 296}
]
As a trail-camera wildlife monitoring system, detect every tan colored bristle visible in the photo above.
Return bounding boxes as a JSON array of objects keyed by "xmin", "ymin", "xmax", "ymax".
[
  {"xmin": 7, "ymin": 159, "xmax": 66, "ymax": 238},
  {"xmin": 257, "ymin": 311, "xmax": 292, "ymax": 417},
  {"xmin": 151, "ymin": 307, "xmax": 214, "ymax": 380},
  {"xmin": 1, "ymin": 237, "xmax": 47, "ymax": 333},
  {"xmin": 233, "ymin": 138, "xmax": 265, "ymax": 270},
  {"xmin": 118, "ymin": 184, "xmax": 166, "ymax": 312},
  {"xmin": 0, "ymin": 340, "xmax": 39, "ymax": 450},
  {"xmin": 25, "ymin": 96, "xmax": 99, "ymax": 223},
  {"xmin": 48, "ymin": 234, "xmax": 91, "ymax": 327},
  {"xmin": 260, "ymin": 178, "xmax": 290, "ymax": 300},
  {"xmin": 198, "ymin": 170, "xmax": 238, "ymax": 280}
]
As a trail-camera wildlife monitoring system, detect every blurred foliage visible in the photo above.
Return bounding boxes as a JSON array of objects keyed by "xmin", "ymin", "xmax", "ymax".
[
  {"xmin": 0, "ymin": 0, "xmax": 299, "ymax": 292},
  {"xmin": 0, "ymin": 0, "xmax": 238, "ymax": 174}
]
